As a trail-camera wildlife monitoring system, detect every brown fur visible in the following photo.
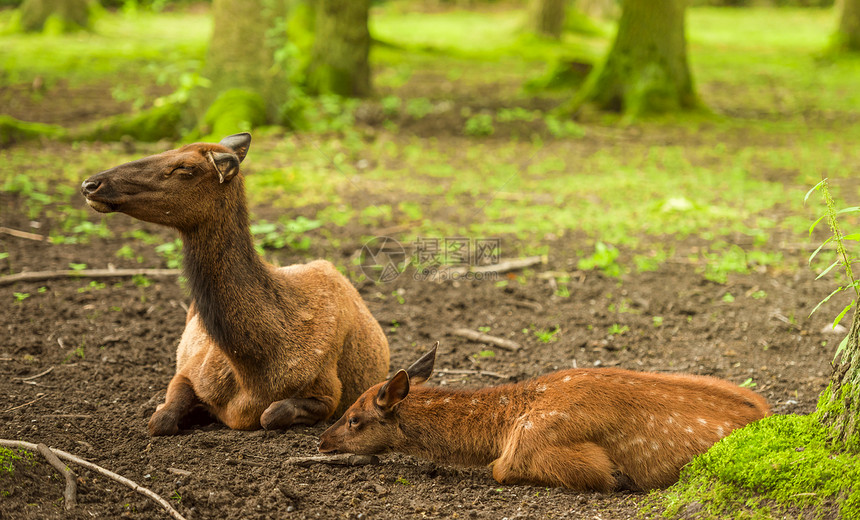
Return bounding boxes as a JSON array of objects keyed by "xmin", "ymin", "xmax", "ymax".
[
  {"xmin": 81, "ymin": 133, "xmax": 390, "ymax": 435},
  {"xmin": 319, "ymin": 344, "xmax": 770, "ymax": 492}
]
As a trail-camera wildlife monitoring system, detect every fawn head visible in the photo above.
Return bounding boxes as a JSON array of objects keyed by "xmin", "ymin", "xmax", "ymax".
[
  {"xmin": 319, "ymin": 342, "xmax": 438, "ymax": 455},
  {"xmin": 80, "ymin": 133, "xmax": 251, "ymax": 230}
]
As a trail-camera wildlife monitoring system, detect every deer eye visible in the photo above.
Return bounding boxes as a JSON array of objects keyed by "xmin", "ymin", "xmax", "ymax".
[
  {"xmin": 348, "ymin": 416, "xmax": 360, "ymax": 428},
  {"xmin": 170, "ymin": 166, "xmax": 193, "ymax": 177}
]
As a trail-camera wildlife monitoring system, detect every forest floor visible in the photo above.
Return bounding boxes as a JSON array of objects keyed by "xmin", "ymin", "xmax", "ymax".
[{"xmin": 2, "ymin": 4, "xmax": 860, "ymax": 520}]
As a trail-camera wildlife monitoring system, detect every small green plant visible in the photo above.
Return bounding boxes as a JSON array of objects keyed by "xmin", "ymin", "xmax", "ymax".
[
  {"xmin": 170, "ymin": 490, "xmax": 181, "ymax": 503},
  {"xmin": 13, "ymin": 292, "xmax": 29, "ymax": 302},
  {"xmin": 474, "ymin": 350, "xmax": 495, "ymax": 358},
  {"xmin": 132, "ymin": 274, "xmax": 151, "ymax": 288},
  {"xmin": 739, "ymin": 378, "xmax": 757, "ymax": 388},
  {"xmin": 722, "ymin": 292, "xmax": 735, "ymax": 303},
  {"xmin": 464, "ymin": 113, "xmax": 494, "ymax": 137},
  {"xmin": 577, "ymin": 242, "xmax": 621, "ymax": 278},
  {"xmin": 608, "ymin": 324, "xmax": 629, "ymax": 336},
  {"xmin": 652, "ymin": 316, "xmax": 664, "ymax": 327},
  {"xmin": 69, "ymin": 263, "xmax": 87, "ymax": 271},
  {"xmin": 478, "ymin": 326, "xmax": 491, "ymax": 333},
  {"xmin": 750, "ymin": 290, "xmax": 767, "ymax": 300},
  {"xmin": 395, "ymin": 476, "xmax": 412, "ymax": 486},
  {"xmin": 534, "ymin": 326, "xmax": 560, "ymax": 343},
  {"xmin": 389, "ymin": 320, "xmax": 400, "ymax": 333},
  {"xmin": 0, "ymin": 447, "xmax": 20, "ymax": 474},
  {"xmin": 405, "ymin": 98, "xmax": 433, "ymax": 119}
]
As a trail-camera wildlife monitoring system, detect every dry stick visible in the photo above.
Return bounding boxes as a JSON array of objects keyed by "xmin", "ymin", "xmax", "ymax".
[
  {"xmin": 14, "ymin": 366, "xmax": 54, "ymax": 381},
  {"xmin": 2, "ymin": 393, "xmax": 46, "ymax": 413},
  {"xmin": 0, "ymin": 440, "xmax": 186, "ymax": 520},
  {"xmin": 0, "ymin": 268, "xmax": 181, "ymax": 286},
  {"xmin": 447, "ymin": 255, "xmax": 544, "ymax": 275},
  {"xmin": 0, "ymin": 226, "xmax": 50, "ymax": 242},
  {"xmin": 437, "ymin": 368, "xmax": 510, "ymax": 380},
  {"xmin": 36, "ymin": 443, "xmax": 76, "ymax": 511},
  {"xmin": 451, "ymin": 328, "xmax": 522, "ymax": 352},
  {"xmin": 284, "ymin": 454, "xmax": 379, "ymax": 467}
]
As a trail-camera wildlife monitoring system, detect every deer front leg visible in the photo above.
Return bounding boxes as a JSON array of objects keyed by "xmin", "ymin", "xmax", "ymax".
[{"xmin": 148, "ymin": 374, "xmax": 199, "ymax": 436}]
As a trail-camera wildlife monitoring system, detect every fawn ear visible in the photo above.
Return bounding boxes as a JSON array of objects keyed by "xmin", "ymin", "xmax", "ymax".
[
  {"xmin": 406, "ymin": 341, "xmax": 438, "ymax": 385},
  {"xmin": 219, "ymin": 133, "xmax": 251, "ymax": 163},
  {"xmin": 375, "ymin": 370, "xmax": 410, "ymax": 411}
]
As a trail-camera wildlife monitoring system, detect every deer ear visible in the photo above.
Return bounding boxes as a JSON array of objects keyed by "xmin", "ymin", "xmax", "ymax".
[
  {"xmin": 208, "ymin": 151, "xmax": 240, "ymax": 184},
  {"xmin": 219, "ymin": 133, "xmax": 251, "ymax": 163},
  {"xmin": 375, "ymin": 370, "xmax": 410, "ymax": 411},
  {"xmin": 406, "ymin": 341, "xmax": 438, "ymax": 385}
]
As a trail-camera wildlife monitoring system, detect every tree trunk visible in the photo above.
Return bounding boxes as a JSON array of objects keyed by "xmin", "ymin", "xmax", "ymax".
[
  {"xmin": 834, "ymin": 0, "xmax": 860, "ymax": 52},
  {"xmin": 307, "ymin": 0, "xmax": 371, "ymax": 98},
  {"xmin": 569, "ymin": 0, "xmax": 698, "ymax": 117},
  {"xmin": 529, "ymin": 0, "xmax": 566, "ymax": 39},
  {"xmin": 818, "ymin": 307, "xmax": 860, "ymax": 451},
  {"xmin": 205, "ymin": 0, "xmax": 288, "ymax": 122},
  {"xmin": 18, "ymin": 0, "xmax": 91, "ymax": 33}
]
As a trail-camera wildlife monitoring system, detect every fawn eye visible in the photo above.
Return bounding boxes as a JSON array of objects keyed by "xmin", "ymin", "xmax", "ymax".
[{"xmin": 348, "ymin": 416, "xmax": 360, "ymax": 428}]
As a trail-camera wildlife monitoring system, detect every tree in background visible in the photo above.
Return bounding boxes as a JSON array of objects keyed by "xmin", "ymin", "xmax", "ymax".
[
  {"xmin": 202, "ymin": 0, "xmax": 288, "ymax": 134},
  {"xmin": 528, "ymin": 0, "xmax": 566, "ymax": 39},
  {"xmin": 565, "ymin": 0, "xmax": 698, "ymax": 117},
  {"xmin": 16, "ymin": 0, "xmax": 93, "ymax": 33},
  {"xmin": 307, "ymin": 0, "xmax": 371, "ymax": 97},
  {"xmin": 833, "ymin": 0, "xmax": 860, "ymax": 52}
]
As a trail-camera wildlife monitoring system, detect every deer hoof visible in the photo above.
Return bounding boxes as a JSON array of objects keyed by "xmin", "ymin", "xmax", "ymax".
[
  {"xmin": 148, "ymin": 409, "xmax": 179, "ymax": 436},
  {"xmin": 260, "ymin": 400, "xmax": 298, "ymax": 430}
]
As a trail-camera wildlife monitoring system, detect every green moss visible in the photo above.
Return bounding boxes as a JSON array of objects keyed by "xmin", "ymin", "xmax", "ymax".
[
  {"xmin": 647, "ymin": 414, "xmax": 860, "ymax": 519},
  {"xmin": 817, "ymin": 383, "xmax": 860, "ymax": 453},
  {"xmin": 75, "ymin": 102, "xmax": 185, "ymax": 142},
  {"xmin": 200, "ymin": 89, "xmax": 267, "ymax": 142},
  {"xmin": 0, "ymin": 115, "xmax": 66, "ymax": 146}
]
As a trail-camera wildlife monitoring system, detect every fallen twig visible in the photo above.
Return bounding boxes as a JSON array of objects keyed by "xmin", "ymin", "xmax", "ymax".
[
  {"xmin": 447, "ymin": 256, "xmax": 545, "ymax": 275},
  {"xmin": 2, "ymin": 393, "xmax": 46, "ymax": 413},
  {"xmin": 512, "ymin": 300, "xmax": 543, "ymax": 312},
  {"xmin": 284, "ymin": 454, "xmax": 379, "ymax": 467},
  {"xmin": 14, "ymin": 366, "xmax": 54, "ymax": 381},
  {"xmin": 36, "ymin": 443, "xmax": 76, "ymax": 511},
  {"xmin": 0, "ymin": 439, "xmax": 186, "ymax": 520},
  {"xmin": 0, "ymin": 226, "xmax": 51, "ymax": 242},
  {"xmin": 42, "ymin": 414, "xmax": 92, "ymax": 419},
  {"xmin": 0, "ymin": 268, "xmax": 181, "ymax": 286},
  {"xmin": 451, "ymin": 328, "xmax": 522, "ymax": 352},
  {"xmin": 437, "ymin": 368, "xmax": 510, "ymax": 380},
  {"xmin": 225, "ymin": 458, "xmax": 265, "ymax": 467}
]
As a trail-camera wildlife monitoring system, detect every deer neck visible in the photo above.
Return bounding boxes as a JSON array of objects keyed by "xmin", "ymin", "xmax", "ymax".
[
  {"xmin": 179, "ymin": 184, "xmax": 291, "ymax": 373},
  {"xmin": 397, "ymin": 386, "xmax": 523, "ymax": 466}
]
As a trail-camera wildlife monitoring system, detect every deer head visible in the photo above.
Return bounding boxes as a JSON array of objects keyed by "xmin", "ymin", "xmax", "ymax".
[
  {"xmin": 80, "ymin": 133, "xmax": 251, "ymax": 230},
  {"xmin": 318, "ymin": 342, "xmax": 438, "ymax": 455}
]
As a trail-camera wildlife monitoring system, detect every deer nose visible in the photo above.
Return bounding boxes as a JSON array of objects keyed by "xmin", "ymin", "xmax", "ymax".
[{"xmin": 81, "ymin": 179, "xmax": 101, "ymax": 195}]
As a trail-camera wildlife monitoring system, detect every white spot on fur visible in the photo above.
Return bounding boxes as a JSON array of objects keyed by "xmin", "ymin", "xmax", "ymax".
[
  {"xmin": 499, "ymin": 396, "xmax": 509, "ymax": 405},
  {"xmin": 425, "ymin": 399, "xmax": 433, "ymax": 406},
  {"xmin": 678, "ymin": 395, "xmax": 686, "ymax": 402},
  {"xmin": 313, "ymin": 348, "xmax": 324, "ymax": 356},
  {"xmin": 536, "ymin": 384, "xmax": 548, "ymax": 392},
  {"xmin": 667, "ymin": 416, "xmax": 675, "ymax": 425},
  {"xmin": 523, "ymin": 421, "xmax": 534, "ymax": 430},
  {"xmin": 685, "ymin": 426, "xmax": 694, "ymax": 434},
  {"xmin": 697, "ymin": 418, "xmax": 708, "ymax": 426},
  {"xmin": 470, "ymin": 398, "xmax": 479, "ymax": 406},
  {"xmin": 562, "ymin": 375, "xmax": 572, "ymax": 383},
  {"xmin": 651, "ymin": 442, "xmax": 660, "ymax": 451},
  {"xmin": 548, "ymin": 410, "xmax": 559, "ymax": 417},
  {"xmin": 716, "ymin": 426, "xmax": 725, "ymax": 437},
  {"xmin": 443, "ymin": 397, "xmax": 452, "ymax": 404}
]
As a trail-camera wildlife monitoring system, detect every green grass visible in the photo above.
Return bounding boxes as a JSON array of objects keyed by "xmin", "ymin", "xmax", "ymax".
[{"xmin": 0, "ymin": 9, "xmax": 209, "ymax": 86}]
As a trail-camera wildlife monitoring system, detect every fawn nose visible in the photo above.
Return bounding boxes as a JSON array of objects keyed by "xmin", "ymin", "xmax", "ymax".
[{"xmin": 81, "ymin": 179, "xmax": 101, "ymax": 195}]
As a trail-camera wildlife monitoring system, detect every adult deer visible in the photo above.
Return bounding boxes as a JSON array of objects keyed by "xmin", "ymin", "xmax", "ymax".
[
  {"xmin": 81, "ymin": 133, "xmax": 389, "ymax": 435},
  {"xmin": 319, "ymin": 343, "xmax": 769, "ymax": 491}
]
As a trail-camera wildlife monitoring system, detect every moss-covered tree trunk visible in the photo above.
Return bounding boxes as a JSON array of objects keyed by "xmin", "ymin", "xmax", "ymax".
[
  {"xmin": 568, "ymin": 0, "xmax": 698, "ymax": 117},
  {"xmin": 818, "ymin": 308, "xmax": 860, "ymax": 452},
  {"xmin": 529, "ymin": 0, "xmax": 566, "ymax": 39},
  {"xmin": 307, "ymin": 0, "xmax": 371, "ymax": 97},
  {"xmin": 204, "ymin": 0, "xmax": 288, "ymax": 124},
  {"xmin": 17, "ymin": 0, "xmax": 92, "ymax": 33},
  {"xmin": 833, "ymin": 0, "xmax": 860, "ymax": 52}
]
